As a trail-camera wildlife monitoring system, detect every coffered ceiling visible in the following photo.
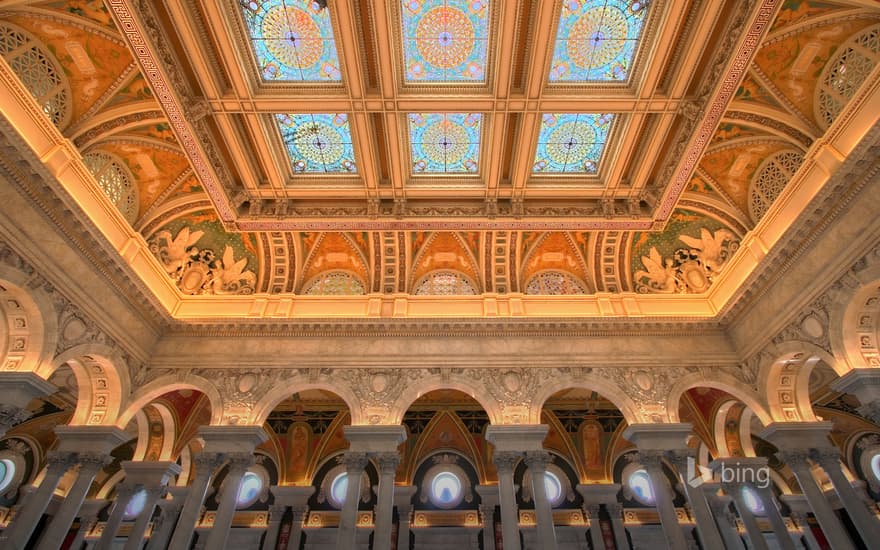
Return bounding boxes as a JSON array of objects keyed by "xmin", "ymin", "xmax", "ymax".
[{"xmin": 0, "ymin": 0, "xmax": 878, "ymax": 318}]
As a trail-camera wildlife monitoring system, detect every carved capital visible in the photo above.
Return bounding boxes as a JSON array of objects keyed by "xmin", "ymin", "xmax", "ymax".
[
  {"xmin": 226, "ymin": 453, "xmax": 255, "ymax": 474},
  {"xmin": 583, "ymin": 503, "xmax": 600, "ymax": 519},
  {"xmin": 523, "ymin": 450, "xmax": 551, "ymax": 472},
  {"xmin": 77, "ymin": 453, "xmax": 113, "ymax": 473},
  {"xmin": 341, "ymin": 451, "xmax": 369, "ymax": 474},
  {"xmin": 606, "ymin": 502, "xmax": 623, "ymax": 518},
  {"xmin": 776, "ymin": 450, "xmax": 812, "ymax": 470},
  {"xmin": 372, "ymin": 452, "xmax": 400, "ymax": 474},
  {"xmin": 858, "ymin": 402, "xmax": 880, "ymax": 425},
  {"xmin": 0, "ymin": 404, "xmax": 32, "ymax": 430},
  {"xmin": 492, "ymin": 451, "xmax": 521, "ymax": 474},
  {"xmin": 193, "ymin": 452, "xmax": 226, "ymax": 473},
  {"xmin": 268, "ymin": 504, "xmax": 287, "ymax": 521},
  {"xmin": 45, "ymin": 450, "xmax": 78, "ymax": 475},
  {"xmin": 809, "ymin": 448, "xmax": 842, "ymax": 470}
]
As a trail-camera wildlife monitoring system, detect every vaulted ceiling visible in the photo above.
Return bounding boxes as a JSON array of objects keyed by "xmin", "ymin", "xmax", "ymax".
[{"xmin": 1, "ymin": 0, "xmax": 878, "ymax": 318}]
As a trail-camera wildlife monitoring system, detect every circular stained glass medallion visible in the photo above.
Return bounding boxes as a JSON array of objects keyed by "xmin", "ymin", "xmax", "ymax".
[{"xmin": 415, "ymin": 6, "xmax": 476, "ymax": 69}]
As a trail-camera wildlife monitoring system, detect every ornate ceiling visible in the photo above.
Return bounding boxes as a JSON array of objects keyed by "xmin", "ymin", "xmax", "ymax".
[{"xmin": 0, "ymin": 0, "xmax": 878, "ymax": 318}]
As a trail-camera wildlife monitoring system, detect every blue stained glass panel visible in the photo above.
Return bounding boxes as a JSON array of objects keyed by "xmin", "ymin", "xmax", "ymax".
[
  {"xmin": 402, "ymin": 0, "xmax": 490, "ymax": 82},
  {"xmin": 276, "ymin": 113, "xmax": 357, "ymax": 173},
  {"xmin": 408, "ymin": 113, "xmax": 482, "ymax": 173},
  {"xmin": 549, "ymin": 0, "xmax": 649, "ymax": 82},
  {"xmin": 241, "ymin": 0, "xmax": 342, "ymax": 81},
  {"xmin": 533, "ymin": 113, "xmax": 614, "ymax": 174}
]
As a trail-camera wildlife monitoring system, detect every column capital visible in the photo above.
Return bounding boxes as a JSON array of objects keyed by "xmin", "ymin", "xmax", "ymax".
[
  {"xmin": 193, "ymin": 451, "xmax": 227, "ymax": 472},
  {"xmin": 583, "ymin": 503, "xmax": 600, "ymax": 519},
  {"xmin": 775, "ymin": 450, "xmax": 813, "ymax": 470},
  {"xmin": 198, "ymin": 425, "xmax": 268, "ymax": 454},
  {"xmin": 268, "ymin": 504, "xmax": 287, "ymax": 518},
  {"xmin": 77, "ymin": 452, "xmax": 113, "ymax": 472},
  {"xmin": 808, "ymin": 447, "xmax": 843, "ymax": 467},
  {"xmin": 394, "ymin": 484, "xmax": 418, "ymax": 509},
  {"xmin": 492, "ymin": 450, "xmax": 522, "ymax": 474},
  {"xmin": 341, "ymin": 451, "xmax": 369, "ymax": 473},
  {"xmin": 373, "ymin": 451, "xmax": 401, "ymax": 474},
  {"xmin": 523, "ymin": 450, "xmax": 552, "ymax": 471},
  {"xmin": 606, "ymin": 502, "xmax": 623, "ymax": 517},
  {"xmin": 622, "ymin": 423, "xmax": 693, "ymax": 451},
  {"xmin": 343, "ymin": 425, "xmax": 406, "ymax": 453},
  {"xmin": 45, "ymin": 450, "xmax": 79, "ymax": 473},
  {"xmin": 485, "ymin": 424, "xmax": 548, "ymax": 452},
  {"xmin": 474, "ymin": 484, "xmax": 499, "ymax": 507},
  {"xmin": 225, "ymin": 452, "xmax": 256, "ymax": 472}
]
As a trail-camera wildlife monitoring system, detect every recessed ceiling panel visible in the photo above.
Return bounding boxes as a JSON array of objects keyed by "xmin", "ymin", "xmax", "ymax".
[
  {"xmin": 549, "ymin": 0, "xmax": 649, "ymax": 82},
  {"xmin": 401, "ymin": 0, "xmax": 490, "ymax": 82},
  {"xmin": 241, "ymin": 0, "xmax": 342, "ymax": 81},
  {"xmin": 276, "ymin": 113, "xmax": 356, "ymax": 173},
  {"xmin": 408, "ymin": 113, "xmax": 482, "ymax": 173},
  {"xmin": 533, "ymin": 113, "xmax": 614, "ymax": 174}
]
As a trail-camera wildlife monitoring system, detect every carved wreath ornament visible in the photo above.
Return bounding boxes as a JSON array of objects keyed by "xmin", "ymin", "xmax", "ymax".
[
  {"xmin": 635, "ymin": 228, "xmax": 739, "ymax": 294},
  {"xmin": 149, "ymin": 227, "xmax": 256, "ymax": 295}
]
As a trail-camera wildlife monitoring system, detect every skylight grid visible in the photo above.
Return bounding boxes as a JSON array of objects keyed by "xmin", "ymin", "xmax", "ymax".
[
  {"xmin": 241, "ymin": 0, "xmax": 342, "ymax": 81},
  {"xmin": 549, "ymin": 0, "xmax": 649, "ymax": 82},
  {"xmin": 409, "ymin": 113, "xmax": 482, "ymax": 173},
  {"xmin": 276, "ymin": 113, "xmax": 356, "ymax": 173},
  {"xmin": 533, "ymin": 113, "xmax": 614, "ymax": 174},
  {"xmin": 402, "ymin": 0, "xmax": 490, "ymax": 82}
]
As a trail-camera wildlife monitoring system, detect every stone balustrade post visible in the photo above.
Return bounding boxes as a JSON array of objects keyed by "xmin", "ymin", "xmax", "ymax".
[
  {"xmin": 336, "ymin": 451, "xmax": 368, "ymax": 550},
  {"xmin": 524, "ymin": 450, "xmax": 558, "ymax": 550}
]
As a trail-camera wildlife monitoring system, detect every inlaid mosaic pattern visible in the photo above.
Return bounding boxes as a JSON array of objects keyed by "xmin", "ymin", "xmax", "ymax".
[
  {"xmin": 408, "ymin": 112, "xmax": 482, "ymax": 173},
  {"xmin": 533, "ymin": 113, "xmax": 614, "ymax": 173},
  {"xmin": 549, "ymin": 0, "xmax": 649, "ymax": 82},
  {"xmin": 401, "ymin": 0, "xmax": 490, "ymax": 82},
  {"xmin": 276, "ymin": 113, "xmax": 356, "ymax": 173}
]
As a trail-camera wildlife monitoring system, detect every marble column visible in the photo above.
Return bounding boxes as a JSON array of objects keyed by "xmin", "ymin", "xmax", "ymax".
[
  {"xmin": 35, "ymin": 452, "xmax": 112, "ymax": 550},
  {"xmin": 68, "ymin": 498, "xmax": 107, "ymax": 550},
  {"xmin": 261, "ymin": 504, "xmax": 286, "ymax": 550},
  {"xmin": 811, "ymin": 448, "xmax": 880, "ymax": 544},
  {"xmin": 475, "ymin": 485, "xmax": 498, "ymax": 550},
  {"xmin": 122, "ymin": 461, "xmax": 181, "ymax": 550},
  {"xmin": 780, "ymin": 451, "xmax": 855, "ymax": 550},
  {"xmin": 582, "ymin": 504, "xmax": 605, "ymax": 550},
  {"xmin": 704, "ymin": 488, "xmax": 746, "ymax": 550},
  {"xmin": 373, "ymin": 452, "xmax": 400, "ymax": 550},
  {"xmin": 779, "ymin": 495, "xmax": 822, "ymax": 550},
  {"xmin": 336, "ymin": 451, "xmax": 368, "ymax": 550},
  {"xmin": 203, "ymin": 453, "xmax": 255, "ymax": 550},
  {"xmin": 524, "ymin": 451, "xmax": 558, "ymax": 550},
  {"xmin": 95, "ymin": 482, "xmax": 139, "ymax": 550},
  {"xmin": 270, "ymin": 485, "xmax": 314, "ymax": 550},
  {"xmin": 167, "ymin": 452, "xmax": 225, "ymax": 550},
  {"xmin": 755, "ymin": 485, "xmax": 796, "ymax": 550},
  {"xmin": 762, "ymin": 423, "xmax": 857, "ymax": 550},
  {"xmin": 726, "ymin": 482, "xmax": 770, "ymax": 550},
  {"xmin": 622, "ymin": 424, "xmax": 691, "ymax": 550},
  {"xmin": 831, "ymin": 369, "xmax": 880, "ymax": 425},
  {"xmin": 0, "ymin": 450, "xmax": 78, "ymax": 549},
  {"xmin": 492, "ymin": 451, "xmax": 521, "ymax": 550},
  {"xmin": 605, "ymin": 502, "xmax": 630, "ymax": 550},
  {"xmin": 394, "ymin": 485, "xmax": 417, "ymax": 550},
  {"xmin": 668, "ymin": 452, "xmax": 725, "ymax": 550},
  {"xmin": 486, "ymin": 425, "xmax": 550, "ymax": 550},
  {"xmin": 145, "ymin": 492, "xmax": 186, "ymax": 550}
]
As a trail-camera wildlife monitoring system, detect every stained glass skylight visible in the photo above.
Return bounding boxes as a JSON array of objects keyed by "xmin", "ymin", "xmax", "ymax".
[
  {"xmin": 276, "ymin": 113, "xmax": 356, "ymax": 173},
  {"xmin": 408, "ymin": 113, "xmax": 482, "ymax": 173},
  {"xmin": 533, "ymin": 113, "xmax": 614, "ymax": 174},
  {"xmin": 241, "ymin": 0, "xmax": 342, "ymax": 81},
  {"xmin": 549, "ymin": 0, "xmax": 649, "ymax": 82},
  {"xmin": 401, "ymin": 0, "xmax": 490, "ymax": 82}
]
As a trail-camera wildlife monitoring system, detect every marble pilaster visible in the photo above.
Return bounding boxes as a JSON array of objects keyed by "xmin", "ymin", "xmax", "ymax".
[
  {"xmin": 524, "ymin": 451, "xmax": 558, "ymax": 550},
  {"xmin": 394, "ymin": 485, "xmax": 417, "ymax": 550},
  {"xmin": 270, "ymin": 485, "xmax": 315, "ymax": 550},
  {"xmin": 336, "ymin": 451, "xmax": 369, "ymax": 550}
]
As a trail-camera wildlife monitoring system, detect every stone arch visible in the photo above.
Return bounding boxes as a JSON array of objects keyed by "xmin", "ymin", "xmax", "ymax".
[
  {"xmin": 828, "ymin": 258, "xmax": 880, "ymax": 371},
  {"xmin": 116, "ymin": 373, "xmax": 224, "ymax": 428},
  {"xmin": 0, "ymin": 263, "xmax": 57, "ymax": 374},
  {"xmin": 759, "ymin": 340, "xmax": 839, "ymax": 422},
  {"xmin": 531, "ymin": 377, "xmax": 641, "ymax": 426},
  {"xmin": 49, "ymin": 344, "xmax": 130, "ymax": 426},
  {"xmin": 388, "ymin": 375, "xmax": 500, "ymax": 425},
  {"xmin": 666, "ymin": 372, "xmax": 773, "ymax": 426},
  {"xmin": 250, "ymin": 377, "xmax": 362, "ymax": 426}
]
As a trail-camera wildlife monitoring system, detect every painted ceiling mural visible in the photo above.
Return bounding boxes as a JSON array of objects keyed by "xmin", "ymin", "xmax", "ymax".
[{"xmin": 0, "ymin": 0, "xmax": 878, "ymax": 297}]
